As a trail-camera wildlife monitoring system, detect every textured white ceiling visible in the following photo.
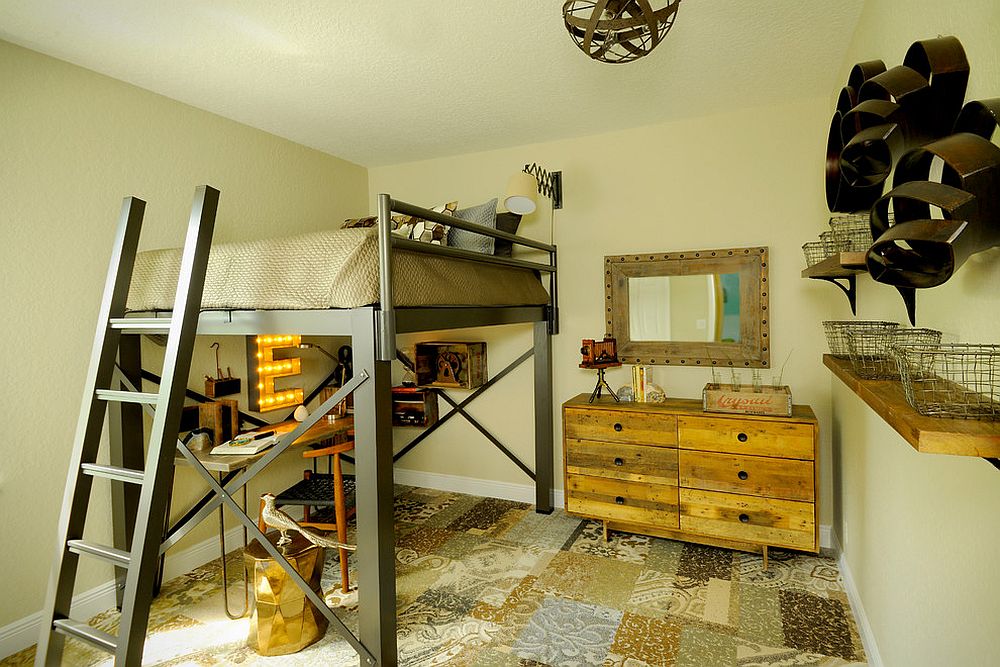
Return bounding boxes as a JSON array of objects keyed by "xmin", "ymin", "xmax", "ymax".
[{"xmin": 0, "ymin": 1, "xmax": 864, "ymax": 166}]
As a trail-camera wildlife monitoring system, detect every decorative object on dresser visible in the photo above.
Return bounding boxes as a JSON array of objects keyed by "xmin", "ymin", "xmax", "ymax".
[
  {"xmin": 204, "ymin": 341, "xmax": 242, "ymax": 397},
  {"xmin": 606, "ymin": 247, "xmax": 770, "ymax": 367},
  {"xmin": 703, "ymin": 383, "xmax": 792, "ymax": 417},
  {"xmin": 562, "ymin": 394, "xmax": 818, "ymax": 566},
  {"xmin": 391, "ymin": 386, "xmax": 439, "ymax": 427},
  {"xmin": 415, "ymin": 341, "xmax": 487, "ymax": 389},
  {"xmin": 562, "ymin": 0, "xmax": 682, "ymax": 64},
  {"xmin": 581, "ymin": 335, "xmax": 622, "ymax": 402}
]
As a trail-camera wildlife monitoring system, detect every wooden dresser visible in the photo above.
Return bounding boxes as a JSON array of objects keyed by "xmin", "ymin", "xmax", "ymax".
[{"xmin": 562, "ymin": 394, "xmax": 819, "ymax": 557}]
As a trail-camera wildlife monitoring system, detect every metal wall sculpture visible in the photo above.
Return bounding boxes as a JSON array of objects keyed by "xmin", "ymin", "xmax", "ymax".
[{"xmin": 825, "ymin": 36, "xmax": 1000, "ymax": 323}]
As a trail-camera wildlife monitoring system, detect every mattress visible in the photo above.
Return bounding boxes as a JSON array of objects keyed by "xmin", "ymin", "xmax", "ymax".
[{"xmin": 126, "ymin": 227, "xmax": 550, "ymax": 311}]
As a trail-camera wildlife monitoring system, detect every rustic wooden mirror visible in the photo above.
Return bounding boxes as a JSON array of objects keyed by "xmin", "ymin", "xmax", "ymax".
[{"xmin": 605, "ymin": 247, "xmax": 770, "ymax": 367}]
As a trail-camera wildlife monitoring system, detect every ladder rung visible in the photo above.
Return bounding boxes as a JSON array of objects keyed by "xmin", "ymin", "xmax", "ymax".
[
  {"xmin": 109, "ymin": 317, "xmax": 172, "ymax": 333},
  {"xmin": 67, "ymin": 540, "xmax": 132, "ymax": 568},
  {"xmin": 52, "ymin": 618, "xmax": 117, "ymax": 653},
  {"xmin": 96, "ymin": 389, "xmax": 160, "ymax": 405},
  {"xmin": 81, "ymin": 463, "xmax": 145, "ymax": 484}
]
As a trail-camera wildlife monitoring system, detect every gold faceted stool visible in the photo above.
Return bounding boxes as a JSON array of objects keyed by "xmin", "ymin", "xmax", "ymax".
[{"xmin": 244, "ymin": 531, "xmax": 328, "ymax": 656}]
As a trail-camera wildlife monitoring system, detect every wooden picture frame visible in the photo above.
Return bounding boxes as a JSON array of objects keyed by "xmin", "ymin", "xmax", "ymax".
[{"xmin": 605, "ymin": 247, "xmax": 770, "ymax": 368}]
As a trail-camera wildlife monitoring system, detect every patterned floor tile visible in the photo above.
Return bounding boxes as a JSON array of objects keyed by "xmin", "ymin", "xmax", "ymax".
[
  {"xmin": 567, "ymin": 521, "xmax": 652, "ymax": 564},
  {"xmin": 737, "ymin": 551, "xmax": 845, "ymax": 598},
  {"xmin": 677, "ymin": 542, "xmax": 736, "ymax": 583},
  {"xmin": 675, "ymin": 625, "xmax": 737, "ymax": 666},
  {"xmin": 609, "ymin": 612, "xmax": 682, "ymax": 665},
  {"xmin": 779, "ymin": 589, "xmax": 859, "ymax": 661},
  {"xmin": 736, "ymin": 582, "xmax": 785, "ymax": 647},
  {"xmin": 535, "ymin": 550, "xmax": 643, "ymax": 609},
  {"xmin": 512, "ymin": 595, "xmax": 623, "ymax": 666},
  {"xmin": 500, "ymin": 509, "xmax": 582, "ymax": 550},
  {"xmin": 447, "ymin": 498, "xmax": 531, "ymax": 534},
  {"xmin": 644, "ymin": 537, "xmax": 684, "ymax": 576}
]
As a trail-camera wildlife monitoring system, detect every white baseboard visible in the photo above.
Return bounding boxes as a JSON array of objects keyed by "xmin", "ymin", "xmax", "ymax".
[
  {"xmin": 831, "ymin": 529, "xmax": 882, "ymax": 667},
  {"xmin": 0, "ymin": 526, "xmax": 244, "ymax": 660},
  {"xmin": 819, "ymin": 524, "xmax": 834, "ymax": 552},
  {"xmin": 394, "ymin": 467, "xmax": 566, "ymax": 509}
]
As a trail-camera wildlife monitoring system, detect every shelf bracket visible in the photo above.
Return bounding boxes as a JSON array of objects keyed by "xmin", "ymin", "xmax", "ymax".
[
  {"xmin": 813, "ymin": 276, "xmax": 858, "ymax": 315},
  {"xmin": 896, "ymin": 286, "xmax": 917, "ymax": 325}
]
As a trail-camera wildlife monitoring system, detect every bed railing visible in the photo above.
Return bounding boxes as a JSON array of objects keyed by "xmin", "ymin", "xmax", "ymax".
[{"xmin": 376, "ymin": 193, "xmax": 558, "ymax": 361}]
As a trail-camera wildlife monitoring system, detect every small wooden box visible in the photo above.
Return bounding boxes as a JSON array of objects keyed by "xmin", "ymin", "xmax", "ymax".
[
  {"xmin": 414, "ymin": 342, "xmax": 487, "ymax": 389},
  {"xmin": 179, "ymin": 399, "xmax": 239, "ymax": 449},
  {"xmin": 702, "ymin": 384, "xmax": 793, "ymax": 417},
  {"xmin": 392, "ymin": 387, "xmax": 439, "ymax": 427}
]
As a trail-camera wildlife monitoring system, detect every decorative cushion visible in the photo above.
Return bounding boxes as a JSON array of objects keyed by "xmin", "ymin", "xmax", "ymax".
[
  {"xmin": 342, "ymin": 201, "xmax": 457, "ymax": 247},
  {"xmin": 448, "ymin": 199, "xmax": 497, "ymax": 255},
  {"xmin": 493, "ymin": 212, "xmax": 522, "ymax": 257}
]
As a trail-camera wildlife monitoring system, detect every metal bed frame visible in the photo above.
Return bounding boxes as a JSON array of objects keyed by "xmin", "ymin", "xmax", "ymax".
[{"xmin": 110, "ymin": 194, "xmax": 558, "ymax": 666}]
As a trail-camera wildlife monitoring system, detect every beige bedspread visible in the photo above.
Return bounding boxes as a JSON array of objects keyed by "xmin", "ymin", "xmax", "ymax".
[{"xmin": 126, "ymin": 228, "xmax": 549, "ymax": 311}]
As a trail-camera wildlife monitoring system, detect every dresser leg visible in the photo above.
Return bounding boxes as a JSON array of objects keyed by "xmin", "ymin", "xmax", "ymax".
[
  {"xmin": 603, "ymin": 520, "xmax": 609, "ymax": 543},
  {"xmin": 762, "ymin": 545, "xmax": 769, "ymax": 571}
]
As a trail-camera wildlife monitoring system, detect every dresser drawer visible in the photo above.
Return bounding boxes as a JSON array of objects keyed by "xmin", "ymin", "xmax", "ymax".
[
  {"xmin": 679, "ymin": 488, "xmax": 815, "ymax": 551},
  {"xmin": 566, "ymin": 475, "xmax": 679, "ymax": 528},
  {"xmin": 678, "ymin": 450, "xmax": 814, "ymax": 502},
  {"xmin": 565, "ymin": 408, "xmax": 677, "ymax": 447},
  {"xmin": 566, "ymin": 439, "xmax": 678, "ymax": 486},
  {"xmin": 677, "ymin": 415, "xmax": 814, "ymax": 460}
]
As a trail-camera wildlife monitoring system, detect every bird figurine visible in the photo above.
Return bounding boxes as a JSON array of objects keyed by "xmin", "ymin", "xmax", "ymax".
[{"xmin": 259, "ymin": 493, "xmax": 357, "ymax": 552}]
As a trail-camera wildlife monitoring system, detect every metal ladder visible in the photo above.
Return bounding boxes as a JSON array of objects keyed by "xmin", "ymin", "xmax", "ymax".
[{"xmin": 35, "ymin": 186, "xmax": 219, "ymax": 666}]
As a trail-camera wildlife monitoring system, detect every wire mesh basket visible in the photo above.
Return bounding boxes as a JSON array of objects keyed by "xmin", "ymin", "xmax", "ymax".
[
  {"xmin": 846, "ymin": 327, "xmax": 943, "ymax": 379},
  {"xmin": 893, "ymin": 344, "xmax": 1000, "ymax": 419},
  {"xmin": 803, "ymin": 234, "xmax": 851, "ymax": 268},
  {"xmin": 823, "ymin": 320, "xmax": 900, "ymax": 358},
  {"xmin": 828, "ymin": 212, "xmax": 885, "ymax": 252}
]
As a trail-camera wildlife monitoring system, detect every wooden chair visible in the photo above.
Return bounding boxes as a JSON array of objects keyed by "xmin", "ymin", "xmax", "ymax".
[{"xmin": 258, "ymin": 433, "xmax": 356, "ymax": 593}]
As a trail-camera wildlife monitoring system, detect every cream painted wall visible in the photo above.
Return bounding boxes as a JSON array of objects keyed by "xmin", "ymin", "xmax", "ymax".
[
  {"xmin": 0, "ymin": 41, "xmax": 368, "ymax": 629},
  {"xmin": 369, "ymin": 95, "xmax": 835, "ymax": 521},
  {"xmin": 830, "ymin": 1, "xmax": 1000, "ymax": 665}
]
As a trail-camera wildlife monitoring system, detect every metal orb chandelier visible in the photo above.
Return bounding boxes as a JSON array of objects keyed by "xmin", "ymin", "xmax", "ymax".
[{"xmin": 562, "ymin": 0, "xmax": 681, "ymax": 64}]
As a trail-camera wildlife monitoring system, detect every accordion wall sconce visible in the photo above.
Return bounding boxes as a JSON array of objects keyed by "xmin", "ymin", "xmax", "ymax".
[{"xmin": 504, "ymin": 163, "xmax": 563, "ymax": 215}]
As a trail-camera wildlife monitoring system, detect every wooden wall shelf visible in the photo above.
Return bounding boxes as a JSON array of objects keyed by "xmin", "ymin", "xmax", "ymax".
[
  {"xmin": 824, "ymin": 354, "xmax": 1000, "ymax": 458},
  {"xmin": 802, "ymin": 252, "xmax": 867, "ymax": 315}
]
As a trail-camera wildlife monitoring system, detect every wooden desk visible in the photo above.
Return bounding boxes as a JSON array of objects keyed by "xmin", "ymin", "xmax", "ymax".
[{"xmin": 178, "ymin": 417, "xmax": 354, "ymax": 473}]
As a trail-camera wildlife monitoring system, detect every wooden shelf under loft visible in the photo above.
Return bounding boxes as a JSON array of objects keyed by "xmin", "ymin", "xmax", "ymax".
[
  {"xmin": 800, "ymin": 251, "xmax": 867, "ymax": 279},
  {"xmin": 824, "ymin": 354, "xmax": 1000, "ymax": 458}
]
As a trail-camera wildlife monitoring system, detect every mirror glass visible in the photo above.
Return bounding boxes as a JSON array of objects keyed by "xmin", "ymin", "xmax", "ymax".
[
  {"xmin": 606, "ymin": 247, "xmax": 769, "ymax": 367},
  {"xmin": 628, "ymin": 273, "xmax": 742, "ymax": 343}
]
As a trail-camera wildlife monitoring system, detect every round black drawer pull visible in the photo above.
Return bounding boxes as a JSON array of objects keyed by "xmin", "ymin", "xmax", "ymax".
[
  {"xmin": 739, "ymin": 513, "xmax": 750, "ymax": 523},
  {"xmin": 737, "ymin": 432, "xmax": 748, "ymax": 442},
  {"xmin": 615, "ymin": 496, "xmax": 625, "ymax": 505},
  {"xmin": 738, "ymin": 470, "xmax": 749, "ymax": 480},
  {"xmin": 614, "ymin": 457, "xmax": 624, "ymax": 466},
  {"xmin": 613, "ymin": 423, "xmax": 623, "ymax": 432}
]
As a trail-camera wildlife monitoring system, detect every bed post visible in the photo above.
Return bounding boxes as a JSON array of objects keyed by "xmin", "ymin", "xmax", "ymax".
[
  {"xmin": 376, "ymin": 193, "xmax": 395, "ymax": 363},
  {"xmin": 352, "ymin": 307, "xmax": 397, "ymax": 666},
  {"xmin": 108, "ymin": 333, "xmax": 145, "ymax": 608},
  {"xmin": 534, "ymin": 320, "xmax": 554, "ymax": 513}
]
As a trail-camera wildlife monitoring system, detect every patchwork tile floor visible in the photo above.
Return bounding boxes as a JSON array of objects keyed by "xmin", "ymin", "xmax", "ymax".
[{"xmin": 3, "ymin": 486, "xmax": 866, "ymax": 666}]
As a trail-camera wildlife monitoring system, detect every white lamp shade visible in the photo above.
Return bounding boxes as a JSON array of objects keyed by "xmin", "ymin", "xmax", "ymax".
[{"xmin": 504, "ymin": 171, "xmax": 538, "ymax": 215}]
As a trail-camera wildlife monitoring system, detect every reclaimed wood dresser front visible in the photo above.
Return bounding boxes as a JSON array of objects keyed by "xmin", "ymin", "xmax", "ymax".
[{"xmin": 562, "ymin": 394, "xmax": 819, "ymax": 556}]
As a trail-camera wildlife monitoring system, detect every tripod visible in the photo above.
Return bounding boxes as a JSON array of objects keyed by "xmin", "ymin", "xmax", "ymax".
[{"xmin": 588, "ymin": 367, "xmax": 620, "ymax": 403}]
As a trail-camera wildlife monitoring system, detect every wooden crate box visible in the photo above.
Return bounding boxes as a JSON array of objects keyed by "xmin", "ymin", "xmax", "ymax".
[
  {"xmin": 414, "ymin": 342, "xmax": 487, "ymax": 389},
  {"xmin": 391, "ymin": 387, "xmax": 439, "ymax": 427}
]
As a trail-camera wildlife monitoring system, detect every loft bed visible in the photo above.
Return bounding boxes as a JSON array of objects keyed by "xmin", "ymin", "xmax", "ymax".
[{"xmin": 112, "ymin": 193, "xmax": 558, "ymax": 667}]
